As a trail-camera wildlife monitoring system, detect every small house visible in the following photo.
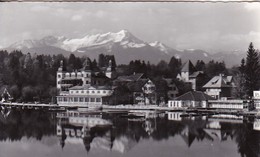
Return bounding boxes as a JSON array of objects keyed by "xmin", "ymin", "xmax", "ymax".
[
  {"xmin": 168, "ymin": 91, "xmax": 215, "ymax": 108},
  {"xmin": 203, "ymin": 74, "xmax": 235, "ymax": 99}
]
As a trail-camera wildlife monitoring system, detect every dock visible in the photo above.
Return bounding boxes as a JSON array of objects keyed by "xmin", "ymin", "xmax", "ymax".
[
  {"xmin": 0, "ymin": 102, "xmax": 64, "ymax": 110},
  {"xmin": 1, "ymin": 102, "xmax": 260, "ymax": 118}
]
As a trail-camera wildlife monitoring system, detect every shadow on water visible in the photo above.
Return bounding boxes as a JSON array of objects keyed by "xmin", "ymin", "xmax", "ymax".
[{"xmin": 0, "ymin": 108, "xmax": 260, "ymax": 157}]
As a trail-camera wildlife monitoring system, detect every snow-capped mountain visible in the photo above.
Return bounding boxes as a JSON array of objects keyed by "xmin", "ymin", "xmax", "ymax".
[
  {"xmin": 5, "ymin": 30, "xmax": 245, "ymax": 66},
  {"xmin": 9, "ymin": 36, "xmax": 66, "ymax": 49},
  {"xmin": 149, "ymin": 41, "xmax": 174, "ymax": 54},
  {"xmin": 62, "ymin": 30, "xmax": 147, "ymax": 52}
]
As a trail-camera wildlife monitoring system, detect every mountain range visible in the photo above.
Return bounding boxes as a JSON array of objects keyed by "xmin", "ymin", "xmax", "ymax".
[{"xmin": 4, "ymin": 30, "xmax": 245, "ymax": 67}]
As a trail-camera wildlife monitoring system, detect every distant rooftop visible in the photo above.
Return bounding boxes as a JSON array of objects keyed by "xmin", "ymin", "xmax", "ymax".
[
  {"xmin": 117, "ymin": 73, "xmax": 144, "ymax": 82},
  {"xmin": 181, "ymin": 60, "xmax": 197, "ymax": 73},
  {"xmin": 203, "ymin": 75, "xmax": 234, "ymax": 88},
  {"xmin": 127, "ymin": 79, "xmax": 148, "ymax": 92},
  {"xmin": 175, "ymin": 91, "xmax": 215, "ymax": 101},
  {"xmin": 69, "ymin": 85, "xmax": 112, "ymax": 90}
]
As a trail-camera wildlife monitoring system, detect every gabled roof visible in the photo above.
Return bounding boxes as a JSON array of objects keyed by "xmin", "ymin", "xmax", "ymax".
[
  {"xmin": 181, "ymin": 60, "xmax": 197, "ymax": 73},
  {"xmin": 69, "ymin": 85, "xmax": 112, "ymax": 90},
  {"xmin": 127, "ymin": 79, "xmax": 148, "ymax": 92},
  {"xmin": 175, "ymin": 91, "xmax": 215, "ymax": 101},
  {"xmin": 189, "ymin": 71, "xmax": 204, "ymax": 78},
  {"xmin": 92, "ymin": 72, "xmax": 109, "ymax": 79},
  {"xmin": 117, "ymin": 73, "xmax": 144, "ymax": 82},
  {"xmin": 203, "ymin": 75, "xmax": 234, "ymax": 88}
]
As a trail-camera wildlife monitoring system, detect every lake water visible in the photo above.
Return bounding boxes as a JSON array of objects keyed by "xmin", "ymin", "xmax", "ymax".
[{"xmin": 0, "ymin": 108, "xmax": 259, "ymax": 157}]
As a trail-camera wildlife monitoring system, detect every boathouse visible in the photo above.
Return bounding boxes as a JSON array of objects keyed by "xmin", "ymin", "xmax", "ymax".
[{"xmin": 168, "ymin": 91, "xmax": 215, "ymax": 108}]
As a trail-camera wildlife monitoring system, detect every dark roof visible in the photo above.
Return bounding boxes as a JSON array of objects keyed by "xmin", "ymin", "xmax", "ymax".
[
  {"xmin": 117, "ymin": 73, "xmax": 144, "ymax": 82},
  {"xmin": 127, "ymin": 79, "xmax": 148, "ymax": 92},
  {"xmin": 92, "ymin": 72, "xmax": 109, "ymax": 79},
  {"xmin": 69, "ymin": 85, "xmax": 112, "ymax": 90},
  {"xmin": 203, "ymin": 75, "xmax": 234, "ymax": 88},
  {"xmin": 181, "ymin": 60, "xmax": 197, "ymax": 73},
  {"xmin": 189, "ymin": 71, "xmax": 204, "ymax": 78},
  {"xmin": 175, "ymin": 91, "xmax": 215, "ymax": 101}
]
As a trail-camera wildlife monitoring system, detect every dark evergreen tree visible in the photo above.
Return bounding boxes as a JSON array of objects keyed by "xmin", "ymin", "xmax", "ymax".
[
  {"xmin": 245, "ymin": 42, "xmax": 260, "ymax": 97},
  {"xmin": 98, "ymin": 54, "xmax": 105, "ymax": 68},
  {"xmin": 232, "ymin": 58, "xmax": 247, "ymax": 99},
  {"xmin": 195, "ymin": 60, "xmax": 206, "ymax": 72},
  {"xmin": 168, "ymin": 56, "xmax": 182, "ymax": 78}
]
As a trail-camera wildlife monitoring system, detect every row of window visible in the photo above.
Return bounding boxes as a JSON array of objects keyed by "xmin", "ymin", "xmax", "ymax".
[
  {"xmin": 168, "ymin": 101, "xmax": 182, "ymax": 107},
  {"xmin": 168, "ymin": 113, "xmax": 181, "ymax": 120},
  {"xmin": 211, "ymin": 104, "xmax": 244, "ymax": 109},
  {"xmin": 57, "ymin": 73, "xmax": 91, "ymax": 78},
  {"xmin": 58, "ymin": 97, "xmax": 101, "ymax": 103},
  {"xmin": 71, "ymin": 90, "xmax": 109, "ymax": 94}
]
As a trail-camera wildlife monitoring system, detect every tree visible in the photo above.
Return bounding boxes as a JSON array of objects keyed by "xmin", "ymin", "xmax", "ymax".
[
  {"xmin": 232, "ymin": 58, "xmax": 247, "ymax": 98},
  {"xmin": 98, "ymin": 54, "xmax": 105, "ymax": 68},
  {"xmin": 245, "ymin": 42, "xmax": 260, "ymax": 97},
  {"xmin": 195, "ymin": 60, "xmax": 206, "ymax": 72},
  {"xmin": 168, "ymin": 56, "xmax": 182, "ymax": 78}
]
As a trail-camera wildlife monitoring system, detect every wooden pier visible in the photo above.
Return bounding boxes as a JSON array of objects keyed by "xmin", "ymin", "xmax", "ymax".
[{"xmin": 0, "ymin": 102, "xmax": 62, "ymax": 110}]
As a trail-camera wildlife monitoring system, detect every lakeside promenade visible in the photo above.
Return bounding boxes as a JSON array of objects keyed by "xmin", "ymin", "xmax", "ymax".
[{"xmin": 1, "ymin": 102, "xmax": 259, "ymax": 118}]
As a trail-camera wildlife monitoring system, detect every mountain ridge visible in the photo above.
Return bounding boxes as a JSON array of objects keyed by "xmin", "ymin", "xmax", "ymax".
[{"xmin": 3, "ymin": 30, "xmax": 245, "ymax": 67}]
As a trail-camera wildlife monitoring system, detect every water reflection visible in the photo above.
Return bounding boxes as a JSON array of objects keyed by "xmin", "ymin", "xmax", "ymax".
[{"xmin": 0, "ymin": 108, "xmax": 260, "ymax": 157}]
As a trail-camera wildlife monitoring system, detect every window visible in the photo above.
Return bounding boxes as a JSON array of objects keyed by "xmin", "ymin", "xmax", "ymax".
[
  {"xmin": 76, "ymin": 91, "xmax": 79, "ymax": 93},
  {"xmin": 71, "ymin": 91, "xmax": 74, "ymax": 94},
  {"xmin": 64, "ymin": 97, "xmax": 68, "ymax": 102},
  {"xmin": 79, "ymin": 97, "xmax": 83, "ymax": 102},
  {"xmin": 81, "ymin": 91, "xmax": 84, "ymax": 93},
  {"xmin": 85, "ymin": 97, "xmax": 89, "ymax": 102},
  {"xmin": 90, "ymin": 98, "xmax": 95, "ymax": 102},
  {"xmin": 86, "ymin": 90, "xmax": 89, "ymax": 94},
  {"xmin": 86, "ymin": 81, "xmax": 89, "ymax": 84},
  {"xmin": 92, "ymin": 91, "xmax": 95, "ymax": 94},
  {"xmin": 74, "ymin": 97, "xmax": 78, "ymax": 102},
  {"xmin": 96, "ymin": 98, "xmax": 101, "ymax": 102},
  {"xmin": 58, "ymin": 74, "xmax": 61, "ymax": 78},
  {"xmin": 103, "ymin": 91, "xmax": 106, "ymax": 94},
  {"xmin": 97, "ymin": 91, "xmax": 100, "ymax": 94}
]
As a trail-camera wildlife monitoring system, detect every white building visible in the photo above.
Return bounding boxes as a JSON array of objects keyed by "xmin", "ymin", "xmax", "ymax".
[
  {"xmin": 57, "ymin": 85, "xmax": 113, "ymax": 107},
  {"xmin": 208, "ymin": 99, "xmax": 247, "ymax": 110},
  {"xmin": 168, "ymin": 91, "xmax": 215, "ymax": 108},
  {"xmin": 177, "ymin": 60, "xmax": 204, "ymax": 90},
  {"xmin": 203, "ymin": 74, "xmax": 235, "ymax": 99},
  {"xmin": 253, "ymin": 91, "xmax": 260, "ymax": 109}
]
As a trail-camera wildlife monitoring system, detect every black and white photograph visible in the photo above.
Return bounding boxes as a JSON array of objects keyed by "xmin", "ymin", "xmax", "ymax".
[{"xmin": 0, "ymin": 1, "xmax": 260, "ymax": 157}]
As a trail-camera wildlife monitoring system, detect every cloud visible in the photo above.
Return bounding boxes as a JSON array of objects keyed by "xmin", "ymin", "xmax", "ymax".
[{"xmin": 71, "ymin": 15, "xmax": 83, "ymax": 21}]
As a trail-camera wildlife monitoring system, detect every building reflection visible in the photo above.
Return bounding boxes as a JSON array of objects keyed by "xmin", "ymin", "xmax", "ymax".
[
  {"xmin": 56, "ymin": 110, "xmax": 160, "ymax": 153},
  {"xmin": 56, "ymin": 111, "xmax": 113, "ymax": 152},
  {"xmin": 0, "ymin": 108, "xmax": 259, "ymax": 157}
]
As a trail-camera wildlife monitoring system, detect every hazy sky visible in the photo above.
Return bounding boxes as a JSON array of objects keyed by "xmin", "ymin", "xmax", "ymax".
[{"xmin": 0, "ymin": 2, "xmax": 260, "ymax": 53}]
